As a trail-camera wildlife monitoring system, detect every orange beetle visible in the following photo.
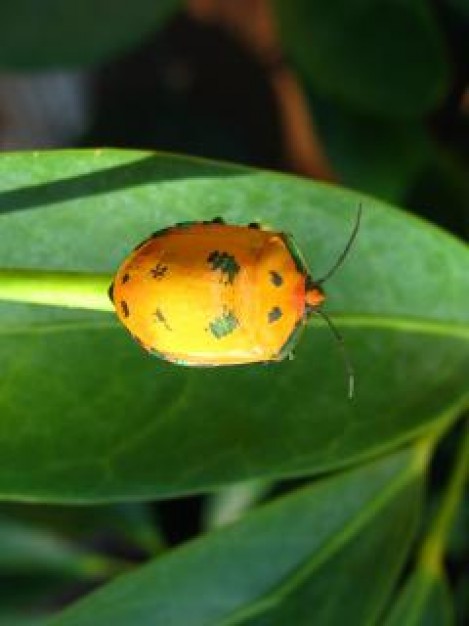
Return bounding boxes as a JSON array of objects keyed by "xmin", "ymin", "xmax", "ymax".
[{"xmin": 109, "ymin": 209, "xmax": 361, "ymax": 396}]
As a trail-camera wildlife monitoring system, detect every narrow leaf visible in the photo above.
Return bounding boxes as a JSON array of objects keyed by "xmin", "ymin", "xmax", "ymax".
[
  {"xmin": 51, "ymin": 447, "xmax": 426, "ymax": 625},
  {"xmin": 384, "ymin": 569, "xmax": 453, "ymax": 626}
]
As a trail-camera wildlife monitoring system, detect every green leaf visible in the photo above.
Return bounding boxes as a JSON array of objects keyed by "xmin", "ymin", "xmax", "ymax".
[
  {"xmin": 406, "ymin": 148, "xmax": 469, "ymax": 237},
  {"xmin": 0, "ymin": 612, "xmax": 47, "ymax": 626},
  {"xmin": 0, "ymin": 574, "xmax": 69, "ymax": 623},
  {"xmin": 0, "ymin": 515, "xmax": 107, "ymax": 625},
  {"xmin": 50, "ymin": 446, "xmax": 425, "ymax": 625},
  {"xmin": 447, "ymin": 0, "xmax": 469, "ymax": 19},
  {"xmin": 384, "ymin": 570, "xmax": 454, "ymax": 626},
  {"xmin": 272, "ymin": 0, "xmax": 450, "ymax": 117},
  {"xmin": 308, "ymin": 94, "xmax": 433, "ymax": 202},
  {"xmin": 0, "ymin": 149, "xmax": 468, "ymax": 502},
  {"xmin": 455, "ymin": 572, "xmax": 469, "ymax": 626},
  {"xmin": 0, "ymin": 0, "xmax": 181, "ymax": 69},
  {"xmin": 0, "ymin": 515, "xmax": 89, "ymax": 575},
  {"xmin": 384, "ymin": 419, "xmax": 468, "ymax": 625},
  {"xmin": 0, "ymin": 502, "xmax": 163, "ymax": 556}
]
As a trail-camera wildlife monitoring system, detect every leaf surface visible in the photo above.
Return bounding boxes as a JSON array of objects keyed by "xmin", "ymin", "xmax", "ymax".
[
  {"xmin": 0, "ymin": 150, "xmax": 467, "ymax": 501},
  {"xmin": 51, "ymin": 447, "xmax": 424, "ymax": 625},
  {"xmin": 384, "ymin": 569, "xmax": 454, "ymax": 626}
]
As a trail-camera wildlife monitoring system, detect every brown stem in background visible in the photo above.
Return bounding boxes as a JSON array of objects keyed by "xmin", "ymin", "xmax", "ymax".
[{"xmin": 187, "ymin": 0, "xmax": 336, "ymax": 181}]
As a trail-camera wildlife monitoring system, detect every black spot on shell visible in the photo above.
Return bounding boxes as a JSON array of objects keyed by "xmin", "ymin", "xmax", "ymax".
[
  {"xmin": 154, "ymin": 308, "xmax": 172, "ymax": 331},
  {"xmin": 150, "ymin": 263, "xmax": 168, "ymax": 279},
  {"xmin": 270, "ymin": 271, "xmax": 283, "ymax": 286},
  {"xmin": 207, "ymin": 251, "xmax": 240, "ymax": 284},
  {"xmin": 122, "ymin": 273, "xmax": 130, "ymax": 284},
  {"xmin": 268, "ymin": 306, "xmax": 282, "ymax": 323},
  {"xmin": 121, "ymin": 301, "xmax": 130, "ymax": 318}
]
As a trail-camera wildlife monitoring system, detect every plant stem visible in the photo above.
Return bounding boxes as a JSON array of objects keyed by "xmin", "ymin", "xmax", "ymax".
[
  {"xmin": 77, "ymin": 553, "xmax": 136, "ymax": 579},
  {"xmin": 203, "ymin": 480, "xmax": 272, "ymax": 530},
  {"xmin": 0, "ymin": 269, "xmax": 114, "ymax": 311},
  {"xmin": 419, "ymin": 419, "xmax": 469, "ymax": 574}
]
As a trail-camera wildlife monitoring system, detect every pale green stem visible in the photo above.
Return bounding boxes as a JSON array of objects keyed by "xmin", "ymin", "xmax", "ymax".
[
  {"xmin": 419, "ymin": 419, "xmax": 469, "ymax": 574},
  {"xmin": 0, "ymin": 269, "xmax": 114, "ymax": 311},
  {"xmin": 203, "ymin": 480, "xmax": 272, "ymax": 530},
  {"xmin": 76, "ymin": 553, "xmax": 136, "ymax": 578}
]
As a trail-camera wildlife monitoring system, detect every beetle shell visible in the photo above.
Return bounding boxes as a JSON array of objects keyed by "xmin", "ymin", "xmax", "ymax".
[{"xmin": 110, "ymin": 221, "xmax": 319, "ymax": 365}]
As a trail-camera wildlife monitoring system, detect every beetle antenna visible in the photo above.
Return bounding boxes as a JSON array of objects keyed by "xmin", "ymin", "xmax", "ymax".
[
  {"xmin": 316, "ymin": 203, "xmax": 362, "ymax": 286},
  {"xmin": 313, "ymin": 308, "xmax": 354, "ymax": 399}
]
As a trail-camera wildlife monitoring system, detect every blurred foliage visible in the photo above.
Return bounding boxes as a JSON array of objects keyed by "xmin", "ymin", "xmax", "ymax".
[
  {"xmin": 51, "ymin": 448, "xmax": 426, "ymax": 625},
  {"xmin": 272, "ymin": 0, "xmax": 450, "ymax": 117},
  {"xmin": 271, "ymin": 0, "xmax": 469, "ymax": 221},
  {"xmin": 0, "ymin": 0, "xmax": 182, "ymax": 69}
]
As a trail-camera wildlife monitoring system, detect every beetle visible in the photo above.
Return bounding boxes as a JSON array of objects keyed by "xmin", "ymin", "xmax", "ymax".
[{"xmin": 109, "ymin": 206, "xmax": 361, "ymax": 397}]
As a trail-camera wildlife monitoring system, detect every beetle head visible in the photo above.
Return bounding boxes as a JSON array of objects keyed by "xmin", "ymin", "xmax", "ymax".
[{"xmin": 305, "ymin": 277, "xmax": 325, "ymax": 312}]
